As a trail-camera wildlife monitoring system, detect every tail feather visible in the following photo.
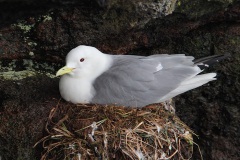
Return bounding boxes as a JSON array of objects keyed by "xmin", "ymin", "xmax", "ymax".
[
  {"xmin": 181, "ymin": 73, "xmax": 216, "ymax": 85},
  {"xmin": 159, "ymin": 73, "xmax": 216, "ymax": 102}
]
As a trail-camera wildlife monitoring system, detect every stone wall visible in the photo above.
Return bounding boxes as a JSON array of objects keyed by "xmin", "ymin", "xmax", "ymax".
[{"xmin": 0, "ymin": 0, "xmax": 239, "ymax": 159}]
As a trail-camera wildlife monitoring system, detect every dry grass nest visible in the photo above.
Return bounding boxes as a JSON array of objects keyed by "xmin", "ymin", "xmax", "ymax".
[{"xmin": 35, "ymin": 102, "xmax": 201, "ymax": 160}]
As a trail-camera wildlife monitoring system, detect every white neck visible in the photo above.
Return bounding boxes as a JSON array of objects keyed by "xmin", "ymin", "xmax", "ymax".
[{"xmin": 86, "ymin": 53, "xmax": 112, "ymax": 81}]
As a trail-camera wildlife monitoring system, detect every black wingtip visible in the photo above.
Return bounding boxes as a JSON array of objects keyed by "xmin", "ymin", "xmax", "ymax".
[{"xmin": 194, "ymin": 53, "xmax": 231, "ymax": 69}]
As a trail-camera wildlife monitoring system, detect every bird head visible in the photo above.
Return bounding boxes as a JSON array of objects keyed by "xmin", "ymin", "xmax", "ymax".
[{"xmin": 56, "ymin": 45, "xmax": 111, "ymax": 79}]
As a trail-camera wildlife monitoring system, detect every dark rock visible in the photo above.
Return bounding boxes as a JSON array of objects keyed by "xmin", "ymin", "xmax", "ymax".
[
  {"xmin": 0, "ymin": 75, "xmax": 59, "ymax": 160},
  {"xmin": 0, "ymin": 0, "xmax": 239, "ymax": 159}
]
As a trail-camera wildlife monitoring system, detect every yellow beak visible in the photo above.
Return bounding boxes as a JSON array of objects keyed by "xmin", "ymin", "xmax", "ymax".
[{"xmin": 56, "ymin": 66, "xmax": 74, "ymax": 76}]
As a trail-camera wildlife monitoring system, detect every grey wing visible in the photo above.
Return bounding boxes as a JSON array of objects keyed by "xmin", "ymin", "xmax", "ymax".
[{"xmin": 91, "ymin": 54, "xmax": 200, "ymax": 107}]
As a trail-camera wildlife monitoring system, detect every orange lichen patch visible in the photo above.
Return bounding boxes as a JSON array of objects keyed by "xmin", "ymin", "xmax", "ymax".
[{"xmin": 34, "ymin": 103, "xmax": 196, "ymax": 160}]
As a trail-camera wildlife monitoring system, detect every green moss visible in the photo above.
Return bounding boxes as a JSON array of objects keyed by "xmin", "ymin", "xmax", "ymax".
[
  {"xmin": 27, "ymin": 42, "xmax": 37, "ymax": 47},
  {"xmin": 29, "ymin": 52, "xmax": 35, "ymax": 56},
  {"xmin": 0, "ymin": 60, "xmax": 17, "ymax": 71},
  {"xmin": 12, "ymin": 12, "xmax": 53, "ymax": 35},
  {"xmin": 45, "ymin": 72, "xmax": 57, "ymax": 78},
  {"xmin": 0, "ymin": 70, "xmax": 36, "ymax": 80},
  {"xmin": 13, "ymin": 22, "xmax": 35, "ymax": 33},
  {"xmin": 0, "ymin": 58, "xmax": 59, "ymax": 80},
  {"xmin": 0, "ymin": 70, "xmax": 56, "ymax": 80},
  {"xmin": 42, "ymin": 15, "xmax": 53, "ymax": 22}
]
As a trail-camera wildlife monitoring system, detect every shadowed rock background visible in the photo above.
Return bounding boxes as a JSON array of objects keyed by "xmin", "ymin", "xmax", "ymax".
[{"xmin": 0, "ymin": 0, "xmax": 239, "ymax": 159}]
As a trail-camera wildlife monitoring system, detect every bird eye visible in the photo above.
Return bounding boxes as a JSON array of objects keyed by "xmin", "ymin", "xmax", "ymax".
[{"xmin": 80, "ymin": 58, "xmax": 85, "ymax": 62}]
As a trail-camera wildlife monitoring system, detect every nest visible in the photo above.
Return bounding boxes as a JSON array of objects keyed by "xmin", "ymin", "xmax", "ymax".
[{"xmin": 35, "ymin": 102, "xmax": 197, "ymax": 160}]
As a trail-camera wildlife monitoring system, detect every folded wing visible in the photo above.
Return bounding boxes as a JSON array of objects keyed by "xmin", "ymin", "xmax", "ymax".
[{"xmin": 92, "ymin": 54, "xmax": 216, "ymax": 107}]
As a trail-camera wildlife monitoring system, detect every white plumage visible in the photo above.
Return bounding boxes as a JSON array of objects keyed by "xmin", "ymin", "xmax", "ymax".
[{"xmin": 56, "ymin": 45, "xmax": 217, "ymax": 107}]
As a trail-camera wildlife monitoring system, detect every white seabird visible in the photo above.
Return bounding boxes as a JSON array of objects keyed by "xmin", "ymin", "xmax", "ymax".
[{"xmin": 56, "ymin": 45, "xmax": 222, "ymax": 107}]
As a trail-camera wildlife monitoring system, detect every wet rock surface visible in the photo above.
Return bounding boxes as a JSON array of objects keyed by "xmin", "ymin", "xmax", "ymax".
[{"xmin": 0, "ymin": 0, "xmax": 239, "ymax": 159}]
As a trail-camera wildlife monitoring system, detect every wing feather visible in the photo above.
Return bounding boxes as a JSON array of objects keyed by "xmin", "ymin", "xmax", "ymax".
[{"xmin": 92, "ymin": 54, "xmax": 201, "ymax": 107}]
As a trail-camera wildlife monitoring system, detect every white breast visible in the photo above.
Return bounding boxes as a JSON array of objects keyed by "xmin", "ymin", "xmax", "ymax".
[{"xmin": 59, "ymin": 75, "xmax": 95, "ymax": 104}]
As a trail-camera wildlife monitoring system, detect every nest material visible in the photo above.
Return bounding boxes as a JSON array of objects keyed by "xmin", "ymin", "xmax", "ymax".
[{"xmin": 35, "ymin": 102, "xmax": 195, "ymax": 160}]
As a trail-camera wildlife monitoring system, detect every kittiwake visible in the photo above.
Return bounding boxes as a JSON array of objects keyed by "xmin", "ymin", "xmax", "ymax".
[{"xmin": 56, "ymin": 45, "xmax": 226, "ymax": 107}]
